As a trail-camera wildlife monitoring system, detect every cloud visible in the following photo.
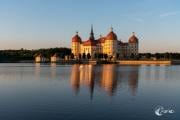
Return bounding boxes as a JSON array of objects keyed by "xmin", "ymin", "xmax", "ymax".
[{"xmin": 160, "ymin": 11, "xmax": 179, "ymax": 17}]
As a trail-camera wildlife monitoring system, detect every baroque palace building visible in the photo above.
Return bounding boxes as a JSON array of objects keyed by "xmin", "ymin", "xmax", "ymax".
[{"xmin": 71, "ymin": 26, "xmax": 139, "ymax": 59}]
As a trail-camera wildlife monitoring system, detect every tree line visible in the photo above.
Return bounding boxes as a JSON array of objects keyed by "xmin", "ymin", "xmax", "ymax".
[
  {"xmin": 0, "ymin": 48, "xmax": 71, "ymax": 62},
  {"xmin": 0, "ymin": 48, "xmax": 180, "ymax": 62},
  {"xmin": 137, "ymin": 53, "xmax": 180, "ymax": 60}
]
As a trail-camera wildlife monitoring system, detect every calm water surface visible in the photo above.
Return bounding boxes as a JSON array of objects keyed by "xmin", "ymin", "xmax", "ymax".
[{"xmin": 0, "ymin": 63, "xmax": 179, "ymax": 120}]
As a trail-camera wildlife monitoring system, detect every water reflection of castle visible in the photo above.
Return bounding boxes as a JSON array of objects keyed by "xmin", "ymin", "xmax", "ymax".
[{"xmin": 71, "ymin": 64, "xmax": 139, "ymax": 97}]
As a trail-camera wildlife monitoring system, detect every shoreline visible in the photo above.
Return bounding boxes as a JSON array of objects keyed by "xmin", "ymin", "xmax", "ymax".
[{"xmin": 1, "ymin": 60, "xmax": 180, "ymax": 65}]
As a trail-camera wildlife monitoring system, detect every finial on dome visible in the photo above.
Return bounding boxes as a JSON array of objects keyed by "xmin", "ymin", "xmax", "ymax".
[
  {"xmin": 76, "ymin": 31, "xmax": 78, "ymax": 35},
  {"xmin": 132, "ymin": 32, "xmax": 135, "ymax": 35},
  {"xmin": 110, "ymin": 26, "xmax": 113, "ymax": 31}
]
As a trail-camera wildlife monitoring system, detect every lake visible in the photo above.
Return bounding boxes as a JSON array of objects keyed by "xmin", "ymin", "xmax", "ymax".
[{"xmin": 0, "ymin": 63, "xmax": 179, "ymax": 120}]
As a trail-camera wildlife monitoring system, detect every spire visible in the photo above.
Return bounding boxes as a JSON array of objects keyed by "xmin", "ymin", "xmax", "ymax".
[
  {"xmin": 91, "ymin": 25, "xmax": 93, "ymax": 34},
  {"xmin": 89, "ymin": 25, "xmax": 95, "ymax": 41}
]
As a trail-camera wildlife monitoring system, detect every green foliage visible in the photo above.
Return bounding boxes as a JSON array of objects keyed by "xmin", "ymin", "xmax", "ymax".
[
  {"xmin": 87, "ymin": 53, "xmax": 91, "ymax": 59},
  {"xmin": 78, "ymin": 54, "xmax": 82, "ymax": 59},
  {"xmin": 104, "ymin": 54, "xmax": 108, "ymax": 60},
  {"xmin": 70, "ymin": 53, "xmax": 74, "ymax": 59},
  {"xmin": 82, "ymin": 53, "xmax": 86, "ymax": 59},
  {"xmin": 0, "ymin": 47, "xmax": 71, "ymax": 62},
  {"xmin": 139, "ymin": 53, "xmax": 180, "ymax": 60}
]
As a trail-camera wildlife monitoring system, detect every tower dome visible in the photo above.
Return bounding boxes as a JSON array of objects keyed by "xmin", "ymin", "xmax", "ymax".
[
  {"xmin": 72, "ymin": 32, "xmax": 82, "ymax": 43},
  {"xmin": 129, "ymin": 32, "xmax": 138, "ymax": 43},
  {"xmin": 106, "ymin": 27, "xmax": 117, "ymax": 40}
]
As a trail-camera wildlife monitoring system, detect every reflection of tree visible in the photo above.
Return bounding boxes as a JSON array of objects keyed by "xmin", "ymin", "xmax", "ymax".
[{"xmin": 128, "ymin": 66, "xmax": 139, "ymax": 95}]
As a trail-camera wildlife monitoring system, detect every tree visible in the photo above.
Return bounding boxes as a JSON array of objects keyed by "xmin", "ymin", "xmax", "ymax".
[
  {"xmin": 100, "ymin": 53, "xmax": 103, "ymax": 59},
  {"xmin": 104, "ymin": 54, "xmax": 108, "ymax": 60},
  {"xmin": 130, "ymin": 53, "xmax": 135, "ymax": 59},
  {"xmin": 164, "ymin": 52, "xmax": 170, "ymax": 60},
  {"xmin": 70, "ymin": 53, "xmax": 74, "ymax": 59},
  {"xmin": 94, "ymin": 53, "xmax": 97, "ymax": 59},
  {"xmin": 78, "ymin": 54, "xmax": 82, "ymax": 59},
  {"xmin": 123, "ymin": 55, "xmax": 127, "ymax": 59},
  {"xmin": 97, "ymin": 53, "xmax": 102, "ymax": 59},
  {"xmin": 82, "ymin": 53, "xmax": 86, "ymax": 59},
  {"xmin": 116, "ymin": 53, "xmax": 119, "ymax": 60},
  {"xmin": 87, "ymin": 53, "xmax": 91, "ymax": 59},
  {"xmin": 155, "ymin": 53, "xmax": 160, "ymax": 60},
  {"xmin": 135, "ymin": 54, "xmax": 140, "ymax": 60},
  {"xmin": 145, "ymin": 53, "xmax": 151, "ymax": 59},
  {"xmin": 109, "ymin": 56, "xmax": 113, "ymax": 60},
  {"xmin": 0, "ymin": 47, "xmax": 70, "ymax": 62}
]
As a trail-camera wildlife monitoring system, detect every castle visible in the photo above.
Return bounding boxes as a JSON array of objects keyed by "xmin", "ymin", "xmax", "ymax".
[{"xmin": 71, "ymin": 26, "xmax": 139, "ymax": 59}]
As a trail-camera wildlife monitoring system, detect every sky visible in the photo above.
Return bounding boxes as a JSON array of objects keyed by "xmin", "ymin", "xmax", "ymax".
[{"xmin": 0, "ymin": 0, "xmax": 180, "ymax": 53}]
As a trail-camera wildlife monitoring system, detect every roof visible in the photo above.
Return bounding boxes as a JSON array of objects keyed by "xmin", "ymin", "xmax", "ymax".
[
  {"xmin": 106, "ymin": 31, "xmax": 118, "ymax": 40},
  {"xmin": 129, "ymin": 33, "xmax": 138, "ymax": 43},
  {"xmin": 82, "ymin": 39, "xmax": 96, "ymax": 46},
  {"xmin": 72, "ymin": 32, "xmax": 82, "ymax": 43},
  {"xmin": 96, "ymin": 37, "xmax": 106, "ymax": 43}
]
